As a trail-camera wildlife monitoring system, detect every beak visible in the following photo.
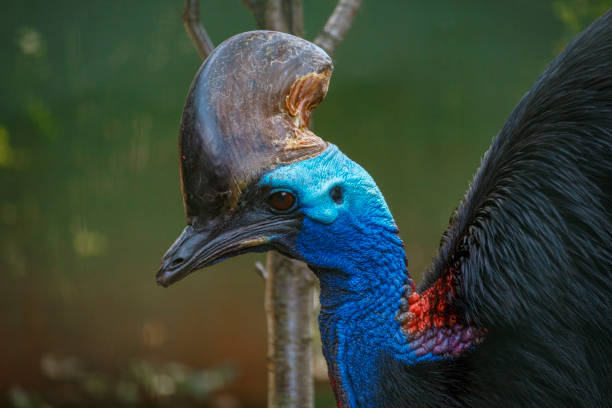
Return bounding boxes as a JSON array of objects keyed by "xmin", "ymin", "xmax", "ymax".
[{"xmin": 156, "ymin": 216, "xmax": 300, "ymax": 287}]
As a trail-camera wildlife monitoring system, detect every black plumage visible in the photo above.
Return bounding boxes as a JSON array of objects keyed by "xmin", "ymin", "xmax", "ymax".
[{"xmin": 380, "ymin": 10, "xmax": 612, "ymax": 407}]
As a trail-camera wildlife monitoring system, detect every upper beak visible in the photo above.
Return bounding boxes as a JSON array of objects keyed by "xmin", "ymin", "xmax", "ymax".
[
  {"xmin": 156, "ymin": 212, "xmax": 302, "ymax": 287},
  {"xmin": 156, "ymin": 224, "xmax": 271, "ymax": 287}
]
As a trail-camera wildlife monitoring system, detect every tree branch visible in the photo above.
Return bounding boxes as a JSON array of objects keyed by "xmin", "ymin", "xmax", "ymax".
[
  {"xmin": 265, "ymin": 0, "xmax": 288, "ymax": 32},
  {"xmin": 240, "ymin": 0, "xmax": 267, "ymax": 29},
  {"xmin": 255, "ymin": 261, "xmax": 269, "ymax": 280},
  {"xmin": 182, "ymin": 0, "xmax": 215, "ymax": 60},
  {"xmin": 241, "ymin": 0, "xmax": 302, "ymax": 36},
  {"xmin": 288, "ymin": 0, "xmax": 304, "ymax": 38},
  {"xmin": 314, "ymin": 0, "xmax": 361, "ymax": 56}
]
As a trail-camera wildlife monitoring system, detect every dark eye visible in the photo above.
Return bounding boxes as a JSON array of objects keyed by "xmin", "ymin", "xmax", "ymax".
[
  {"xmin": 268, "ymin": 191, "xmax": 296, "ymax": 212},
  {"xmin": 330, "ymin": 185, "xmax": 343, "ymax": 204}
]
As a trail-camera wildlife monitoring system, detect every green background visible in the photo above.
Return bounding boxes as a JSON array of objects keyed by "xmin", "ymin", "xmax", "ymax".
[{"xmin": 1, "ymin": 1, "xmax": 608, "ymax": 406}]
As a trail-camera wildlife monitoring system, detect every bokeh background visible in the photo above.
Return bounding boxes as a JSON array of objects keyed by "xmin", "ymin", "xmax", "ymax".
[{"xmin": 1, "ymin": 0, "xmax": 609, "ymax": 406}]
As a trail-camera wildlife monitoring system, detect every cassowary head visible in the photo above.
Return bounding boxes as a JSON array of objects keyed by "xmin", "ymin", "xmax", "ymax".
[{"xmin": 156, "ymin": 30, "xmax": 398, "ymax": 287}]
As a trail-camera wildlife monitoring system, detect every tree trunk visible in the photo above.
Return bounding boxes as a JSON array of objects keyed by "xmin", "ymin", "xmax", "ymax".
[{"xmin": 265, "ymin": 252, "xmax": 315, "ymax": 408}]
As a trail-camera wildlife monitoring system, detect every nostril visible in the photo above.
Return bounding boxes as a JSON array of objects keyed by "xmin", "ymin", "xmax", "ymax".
[{"xmin": 171, "ymin": 257, "xmax": 184, "ymax": 267}]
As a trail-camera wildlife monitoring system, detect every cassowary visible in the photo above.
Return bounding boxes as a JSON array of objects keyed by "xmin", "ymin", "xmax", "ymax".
[{"xmin": 157, "ymin": 10, "xmax": 612, "ymax": 408}]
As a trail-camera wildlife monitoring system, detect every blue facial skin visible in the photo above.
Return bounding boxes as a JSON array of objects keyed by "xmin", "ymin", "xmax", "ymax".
[{"xmin": 259, "ymin": 145, "xmax": 437, "ymax": 407}]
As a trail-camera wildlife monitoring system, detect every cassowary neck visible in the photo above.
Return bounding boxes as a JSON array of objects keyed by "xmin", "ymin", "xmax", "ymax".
[
  {"xmin": 314, "ymin": 222, "xmax": 483, "ymax": 407},
  {"xmin": 316, "ymin": 224, "xmax": 411, "ymax": 407}
]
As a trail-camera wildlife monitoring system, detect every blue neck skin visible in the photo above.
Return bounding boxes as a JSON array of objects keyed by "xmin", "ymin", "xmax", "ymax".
[
  {"xmin": 311, "ymin": 219, "xmax": 414, "ymax": 408},
  {"xmin": 259, "ymin": 145, "xmax": 433, "ymax": 407}
]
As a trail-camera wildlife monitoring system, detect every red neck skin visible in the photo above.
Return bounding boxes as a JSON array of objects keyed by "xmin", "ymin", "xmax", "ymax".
[{"xmin": 397, "ymin": 268, "xmax": 486, "ymax": 359}]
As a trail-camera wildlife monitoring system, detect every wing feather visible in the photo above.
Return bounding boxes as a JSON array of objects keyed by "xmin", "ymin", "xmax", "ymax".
[{"xmin": 423, "ymin": 10, "xmax": 612, "ymax": 331}]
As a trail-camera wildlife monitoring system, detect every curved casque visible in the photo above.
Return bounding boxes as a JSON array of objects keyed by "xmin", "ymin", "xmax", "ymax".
[{"xmin": 179, "ymin": 30, "xmax": 333, "ymax": 225}]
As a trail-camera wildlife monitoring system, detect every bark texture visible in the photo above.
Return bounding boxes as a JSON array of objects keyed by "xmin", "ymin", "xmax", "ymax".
[{"xmin": 264, "ymin": 252, "xmax": 316, "ymax": 408}]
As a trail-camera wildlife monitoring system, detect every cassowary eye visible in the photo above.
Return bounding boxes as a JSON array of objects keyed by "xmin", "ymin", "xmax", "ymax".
[
  {"xmin": 268, "ymin": 191, "xmax": 296, "ymax": 212},
  {"xmin": 330, "ymin": 185, "xmax": 343, "ymax": 204}
]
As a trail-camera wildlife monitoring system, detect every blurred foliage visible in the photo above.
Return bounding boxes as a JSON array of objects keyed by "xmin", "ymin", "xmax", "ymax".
[
  {"xmin": 553, "ymin": 0, "xmax": 611, "ymax": 50},
  {"xmin": 0, "ymin": 0, "xmax": 609, "ymax": 406},
  {"xmin": 6, "ymin": 354, "xmax": 237, "ymax": 408}
]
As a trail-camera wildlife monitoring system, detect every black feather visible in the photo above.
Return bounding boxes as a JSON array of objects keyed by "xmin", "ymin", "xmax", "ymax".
[{"xmin": 381, "ymin": 9, "xmax": 612, "ymax": 407}]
